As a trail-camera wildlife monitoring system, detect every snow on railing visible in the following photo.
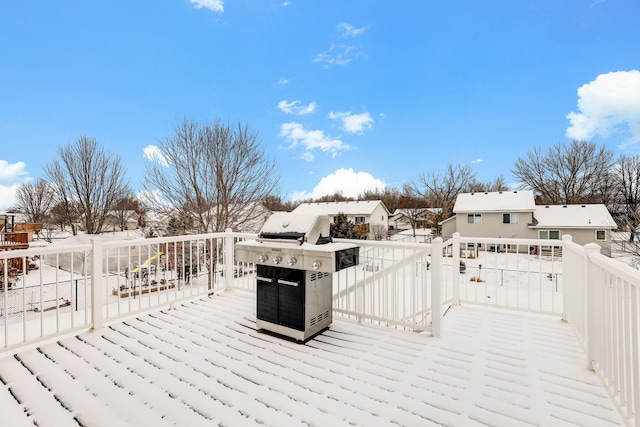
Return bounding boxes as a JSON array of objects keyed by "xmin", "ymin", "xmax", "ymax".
[
  {"xmin": 3, "ymin": 228, "xmax": 638, "ymax": 426},
  {"xmin": 1, "ymin": 230, "xmax": 257, "ymax": 351},
  {"xmin": 563, "ymin": 235, "xmax": 640, "ymax": 427},
  {"xmin": 444, "ymin": 233, "xmax": 564, "ymax": 315},
  {"xmin": 332, "ymin": 237, "xmax": 439, "ymax": 335},
  {"xmin": 1, "ymin": 242, "xmax": 93, "ymax": 351}
]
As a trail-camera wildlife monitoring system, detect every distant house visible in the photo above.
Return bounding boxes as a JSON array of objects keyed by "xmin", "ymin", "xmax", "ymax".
[
  {"xmin": 292, "ymin": 200, "xmax": 390, "ymax": 239},
  {"xmin": 103, "ymin": 210, "xmax": 140, "ymax": 232},
  {"xmin": 440, "ymin": 190, "xmax": 617, "ymax": 255},
  {"xmin": 441, "ymin": 190, "xmax": 536, "ymax": 240},
  {"xmin": 389, "ymin": 208, "xmax": 441, "ymax": 231},
  {"xmin": 530, "ymin": 204, "xmax": 618, "ymax": 256},
  {"xmin": 226, "ymin": 203, "xmax": 271, "ymax": 234}
]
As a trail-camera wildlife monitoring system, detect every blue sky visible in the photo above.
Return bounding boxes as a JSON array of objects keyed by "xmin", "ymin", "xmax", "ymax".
[{"xmin": 1, "ymin": 0, "xmax": 640, "ymax": 209}]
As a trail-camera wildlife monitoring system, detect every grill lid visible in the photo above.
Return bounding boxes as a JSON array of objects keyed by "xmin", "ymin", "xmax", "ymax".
[{"xmin": 258, "ymin": 212, "xmax": 331, "ymax": 245}]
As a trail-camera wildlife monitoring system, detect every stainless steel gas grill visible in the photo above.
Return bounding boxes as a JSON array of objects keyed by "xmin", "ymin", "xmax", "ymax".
[{"xmin": 235, "ymin": 212, "xmax": 359, "ymax": 341}]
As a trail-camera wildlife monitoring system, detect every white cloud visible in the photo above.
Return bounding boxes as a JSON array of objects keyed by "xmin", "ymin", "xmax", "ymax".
[
  {"xmin": 329, "ymin": 111, "xmax": 374, "ymax": 134},
  {"xmin": 279, "ymin": 122, "xmax": 349, "ymax": 161},
  {"xmin": 189, "ymin": 0, "xmax": 223, "ymax": 13},
  {"xmin": 566, "ymin": 70, "xmax": 640, "ymax": 147},
  {"xmin": 278, "ymin": 100, "xmax": 316, "ymax": 115},
  {"xmin": 313, "ymin": 43, "xmax": 362, "ymax": 68},
  {"xmin": 143, "ymin": 145, "xmax": 169, "ymax": 167},
  {"xmin": 278, "ymin": 78, "xmax": 290, "ymax": 86},
  {"xmin": 0, "ymin": 160, "xmax": 28, "ymax": 182},
  {"xmin": 471, "ymin": 159, "xmax": 483, "ymax": 164},
  {"xmin": 290, "ymin": 168, "xmax": 385, "ymax": 200},
  {"xmin": 338, "ymin": 23, "xmax": 367, "ymax": 38},
  {"xmin": 0, "ymin": 160, "xmax": 29, "ymax": 209}
]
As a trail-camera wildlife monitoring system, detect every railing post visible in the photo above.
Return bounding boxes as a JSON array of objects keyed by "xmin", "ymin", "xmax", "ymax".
[
  {"xmin": 561, "ymin": 234, "xmax": 573, "ymax": 321},
  {"xmin": 452, "ymin": 232, "xmax": 461, "ymax": 305},
  {"xmin": 91, "ymin": 237, "xmax": 104, "ymax": 330},
  {"xmin": 584, "ymin": 243, "xmax": 601, "ymax": 371},
  {"xmin": 431, "ymin": 237, "xmax": 443, "ymax": 338},
  {"xmin": 224, "ymin": 228, "xmax": 235, "ymax": 291}
]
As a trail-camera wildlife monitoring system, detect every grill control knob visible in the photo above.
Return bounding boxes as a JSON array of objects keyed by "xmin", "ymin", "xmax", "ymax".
[
  {"xmin": 287, "ymin": 257, "xmax": 296, "ymax": 266},
  {"xmin": 272, "ymin": 256, "xmax": 282, "ymax": 265},
  {"xmin": 311, "ymin": 260, "xmax": 322, "ymax": 270},
  {"xmin": 258, "ymin": 255, "xmax": 268, "ymax": 263}
]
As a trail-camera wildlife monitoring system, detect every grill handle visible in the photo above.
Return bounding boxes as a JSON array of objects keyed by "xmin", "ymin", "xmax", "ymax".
[
  {"xmin": 257, "ymin": 277, "xmax": 275, "ymax": 284},
  {"xmin": 277, "ymin": 279, "xmax": 300, "ymax": 287}
]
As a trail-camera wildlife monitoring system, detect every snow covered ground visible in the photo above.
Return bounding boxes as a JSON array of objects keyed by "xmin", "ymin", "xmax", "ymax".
[{"xmin": 0, "ymin": 291, "xmax": 626, "ymax": 427}]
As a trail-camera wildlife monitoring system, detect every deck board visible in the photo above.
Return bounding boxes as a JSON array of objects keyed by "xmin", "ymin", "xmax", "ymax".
[{"xmin": 0, "ymin": 291, "xmax": 626, "ymax": 427}]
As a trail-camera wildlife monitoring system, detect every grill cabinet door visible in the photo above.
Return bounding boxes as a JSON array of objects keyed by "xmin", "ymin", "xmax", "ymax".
[{"xmin": 256, "ymin": 265, "xmax": 305, "ymax": 331}]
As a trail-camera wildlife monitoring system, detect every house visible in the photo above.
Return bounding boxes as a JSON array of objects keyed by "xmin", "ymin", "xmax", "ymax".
[
  {"xmin": 292, "ymin": 200, "xmax": 390, "ymax": 239},
  {"xmin": 440, "ymin": 190, "xmax": 618, "ymax": 255},
  {"xmin": 225, "ymin": 203, "xmax": 271, "ymax": 233},
  {"xmin": 103, "ymin": 210, "xmax": 140, "ymax": 232},
  {"xmin": 530, "ymin": 204, "xmax": 618, "ymax": 256},
  {"xmin": 441, "ymin": 190, "xmax": 536, "ymax": 240},
  {"xmin": 388, "ymin": 208, "xmax": 441, "ymax": 231}
]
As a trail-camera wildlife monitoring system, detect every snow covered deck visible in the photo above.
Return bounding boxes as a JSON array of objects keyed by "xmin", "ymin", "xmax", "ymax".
[{"xmin": 0, "ymin": 291, "xmax": 626, "ymax": 427}]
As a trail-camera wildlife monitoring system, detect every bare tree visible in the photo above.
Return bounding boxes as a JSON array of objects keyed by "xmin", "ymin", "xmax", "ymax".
[
  {"xmin": 45, "ymin": 136, "xmax": 130, "ymax": 234},
  {"xmin": 397, "ymin": 184, "xmax": 430, "ymax": 237},
  {"xmin": 111, "ymin": 194, "xmax": 140, "ymax": 231},
  {"xmin": 370, "ymin": 223, "xmax": 388, "ymax": 240},
  {"xmin": 467, "ymin": 175, "xmax": 510, "ymax": 193},
  {"xmin": 358, "ymin": 187, "xmax": 401, "ymax": 213},
  {"xmin": 14, "ymin": 179, "xmax": 55, "ymax": 224},
  {"xmin": 414, "ymin": 163, "xmax": 476, "ymax": 220},
  {"xmin": 262, "ymin": 195, "xmax": 299, "ymax": 212},
  {"xmin": 614, "ymin": 154, "xmax": 640, "ymax": 242},
  {"xmin": 144, "ymin": 119, "xmax": 279, "ymax": 233},
  {"xmin": 513, "ymin": 140, "xmax": 614, "ymax": 204},
  {"xmin": 48, "ymin": 200, "xmax": 79, "ymax": 234}
]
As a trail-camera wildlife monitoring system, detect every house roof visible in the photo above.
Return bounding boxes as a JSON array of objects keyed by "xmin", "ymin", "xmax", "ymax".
[
  {"xmin": 390, "ymin": 208, "xmax": 441, "ymax": 219},
  {"xmin": 531, "ymin": 204, "xmax": 618, "ymax": 229},
  {"xmin": 0, "ymin": 292, "xmax": 625, "ymax": 426},
  {"xmin": 293, "ymin": 200, "xmax": 389, "ymax": 216},
  {"xmin": 453, "ymin": 190, "xmax": 536, "ymax": 213}
]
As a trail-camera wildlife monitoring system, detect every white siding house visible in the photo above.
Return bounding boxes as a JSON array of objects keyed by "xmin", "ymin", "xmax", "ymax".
[
  {"xmin": 440, "ymin": 190, "xmax": 618, "ymax": 255},
  {"xmin": 292, "ymin": 200, "xmax": 390, "ymax": 239}
]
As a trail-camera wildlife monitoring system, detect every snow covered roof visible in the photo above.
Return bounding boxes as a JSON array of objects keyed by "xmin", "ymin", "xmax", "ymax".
[
  {"xmin": 453, "ymin": 190, "xmax": 536, "ymax": 213},
  {"xmin": 531, "ymin": 204, "xmax": 618, "ymax": 229},
  {"xmin": 293, "ymin": 200, "xmax": 389, "ymax": 216},
  {"xmin": 390, "ymin": 207, "xmax": 441, "ymax": 218},
  {"xmin": 0, "ymin": 292, "xmax": 625, "ymax": 426}
]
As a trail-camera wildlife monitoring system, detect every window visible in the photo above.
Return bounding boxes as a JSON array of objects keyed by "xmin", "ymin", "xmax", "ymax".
[
  {"xmin": 467, "ymin": 214, "xmax": 482, "ymax": 224},
  {"xmin": 539, "ymin": 230, "xmax": 560, "ymax": 240},
  {"xmin": 354, "ymin": 216, "xmax": 365, "ymax": 224},
  {"xmin": 503, "ymin": 213, "xmax": 519, "ymax": 224},
  {"xmin": 595, "ymin": 230, "xmax": 606, "ymax": 241}
]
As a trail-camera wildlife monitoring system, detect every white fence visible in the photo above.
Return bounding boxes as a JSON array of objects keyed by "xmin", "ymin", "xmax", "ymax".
[
  {"xmin": 1, "ymin": 231, "xmax": 257, "ymax": 351},
  {"xmin": 563, "ymin": 235, "xmax": 640, "ymax": 427},
  {"xmin": 445, "ymin": 233, "xmax": 564, "ymax": 314},
  {"xmin": 1, "ymin": 229, "xmax": 639, "ymax": 426},
  {"xmin": 332, "ymin": 237, "xmax": 439, "ymax": 334}
]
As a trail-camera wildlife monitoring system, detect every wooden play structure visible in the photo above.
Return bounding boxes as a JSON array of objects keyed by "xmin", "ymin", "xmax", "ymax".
[{"xmin": 1, "ymin": 214, "xmax": 40, "ymax": 289}]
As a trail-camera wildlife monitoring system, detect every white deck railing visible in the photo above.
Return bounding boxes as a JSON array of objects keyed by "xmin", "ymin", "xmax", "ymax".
[
  {"xmin": 445, "ymin": 233, "xmax": 564, "ymax": 314},
  {"xmin": 563, "ymin": 235, "xmax": 640, "ymax": 427},
  {"xmin": 1, "ymin": 229, "xmax": 638, "ymax": 426}
]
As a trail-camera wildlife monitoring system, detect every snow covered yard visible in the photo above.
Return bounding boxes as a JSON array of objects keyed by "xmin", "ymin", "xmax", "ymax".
[{"xmin": 0, "ymin": 291, "xmax": 626, "ymax": 427}]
